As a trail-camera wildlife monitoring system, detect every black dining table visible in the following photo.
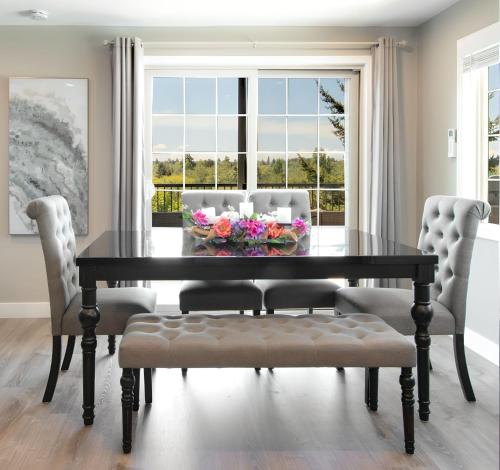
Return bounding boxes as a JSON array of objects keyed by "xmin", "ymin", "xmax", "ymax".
[{"xmin": 76, "ymin": 226, "xmax": 437, "ymax": 425}]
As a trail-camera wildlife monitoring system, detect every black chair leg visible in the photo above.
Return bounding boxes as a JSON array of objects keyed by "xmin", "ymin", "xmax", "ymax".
[
  {"xmin": 253, "ymin": 310, "xmax": 260, "ymax": 316},
  {"xmin": 454, "ymin": 334, "xmax": 476, "ymax": 402},
  {"xmin": 240, "ymin": 310, "xmax": 245, "ymax": 315},
  {"xmin": 181, "ymin": 312, "xmax": 188, "ymax": 373},
  {"xmin": 368, "ymin": 368, "xmax": 379, "ymax": 411},
  {"xmin": 429, "ymin": 359, "xmax": 433, "ymax": 371},
  {"xmin": 364, "ymin": 368, "xmax": 370, "ymax": 405},
  {"xmin": 121, "ymin": 368, "xmax": 134, "ymax": 453},
  {"xmin": 308, "ymin": 308, "xmax": 313, "ymax": 314},
  {"xmin": 182, "ymin": 311, "xmax": 189, "ymax": 315},
  {"xmin": 267, "ymin": 309, "xmax": 274, "ymax": 315},
  {"xmin": 400, "ymin": 367, "xmax": 415, "ymax": 454},
  {"xmin": 61, "ymin": 335, "xmax": 75, "ymax": 371},
  {"xmin": 133, "ymin": 369, "xmax": 140, "ymax": 411},
  {"xmin": 43, "ymin": 336, "xmax": 62, "ymax": 402},
  {"xmin": 108, "ymin": 335, "xmax": 116, "ymax": 355},
  {"xmin": 144, "ymin": 368, "xmax": 152, "ymax": 404}
]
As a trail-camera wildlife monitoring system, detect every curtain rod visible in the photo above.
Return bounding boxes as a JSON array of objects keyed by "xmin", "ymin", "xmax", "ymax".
[{"xmin": 103, "ymin": 40, "xmax": 407, "ymax": 49}]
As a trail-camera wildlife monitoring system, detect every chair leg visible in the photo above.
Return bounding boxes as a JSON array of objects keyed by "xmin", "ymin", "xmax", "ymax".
[
  {"xmin": 108, "ymin": 335, "xmax": 116, "ymax": 355},
  {"xmin": 181, "ymin": 313, "xmax": 188, "ymax": 373},
  {"xmin": 368, "ymin": 368, "xmax": 379, "ymax": 411},
  {"xmin": 121, "ymin": 368, "xmax": 134, "ymax": 453},
  {"xmin": 267, "ymin": 309, "xmax": 274, "ymax": 315},
  {"xmin": 240, "ymin": 310, "xmax": 244, "ymax": 315},
  {"xmin": 454, "ymin": 334, "xmax": 476, "ymax": 402},
  {"xmin": 429, "ymin": 359, "xmax": 433, "ymax": 371},
  {"xmin": 308, "ymin": 308, "xmax": 313, "ymax": 314},
  {"xmin": 364, "ymin": 368, "xmax": 370, "ymax": 405},
  {"xmin": 144, "ymin": 368, "xmax": 152, "ymax": 404},
  {"xmin": 400, "ymin": 367, "xmax": 415, "ymax": 454},
  {"xmin": 61, "ymin": 335, "xmax": 75, "ymax": 371},
  {"xmin": 43, "ymin": 336, "xmax": 62, "ymax": 402},
  {"xmin": 182, "ymin": 311, "xmax": 189, "ymax": 315},
  {"xmin": 133, "ymin": 369, "xmax": 140, "ymax": 411},
  {"xmin": 253, "ymin": 310, "xmax": 260, "ymax": 316}
]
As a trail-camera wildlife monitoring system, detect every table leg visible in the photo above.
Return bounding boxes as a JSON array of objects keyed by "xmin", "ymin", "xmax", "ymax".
[
  {"xmin": 79, "ymin": 284, "xmax": 100, "ymax": 425},
  {"xmin": 411, "ymin": 282, "xmax": 433, "ymax": 421}
]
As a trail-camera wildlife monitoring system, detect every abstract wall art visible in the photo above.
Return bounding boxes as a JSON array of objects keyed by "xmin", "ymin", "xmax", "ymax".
[{"xmin": 9, "ymin": 78, "xmax": 88, "ymax": 234}]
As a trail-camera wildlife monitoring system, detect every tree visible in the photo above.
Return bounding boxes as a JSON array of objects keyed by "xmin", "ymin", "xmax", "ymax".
[{"xmin": 319, "ymin": 79, "xmax": 345, "ymax": 145}]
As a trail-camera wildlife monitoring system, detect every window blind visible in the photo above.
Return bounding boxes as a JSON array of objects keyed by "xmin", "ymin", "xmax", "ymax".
[{"xmin": 463, "ymin": 44, "xmax": 499, "ymax": 72}]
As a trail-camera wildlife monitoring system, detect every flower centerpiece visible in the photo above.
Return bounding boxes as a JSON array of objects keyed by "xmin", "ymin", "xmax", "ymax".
[{"xmin": 183, "ymin": 206, "xmax": 310, "ymax": 245}]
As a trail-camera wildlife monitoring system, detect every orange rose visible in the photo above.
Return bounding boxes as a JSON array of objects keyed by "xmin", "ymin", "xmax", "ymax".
[
  {"xmin": 267, "ymin": 221, "xmax": 285, "ymax": 239},
  {"xmin": 213, "ymin": 217, "xmax": 232, "ymax": 238}
]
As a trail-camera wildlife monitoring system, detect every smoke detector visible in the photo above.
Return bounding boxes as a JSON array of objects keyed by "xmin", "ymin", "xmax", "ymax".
[{"xmin": 21, "ymin": 9, "xmax": 49, "ymax": 21}]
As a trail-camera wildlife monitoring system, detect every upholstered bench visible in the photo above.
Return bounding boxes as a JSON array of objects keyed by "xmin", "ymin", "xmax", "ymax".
[{"xmin": 119, "ymin": 313, "xmax": 416, "ymax": 454}]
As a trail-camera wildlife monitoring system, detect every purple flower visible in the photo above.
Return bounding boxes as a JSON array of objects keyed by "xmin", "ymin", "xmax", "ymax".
[
  {"xmin": 292, "ymin": 217, "xmax": 309, "ymax": 236},
  {"xmin": 239, "ymin": 219, "xmax": 266, "ymax": 239},
  {"xmin": 192, "ymin": 210, "xmax": 209, "ymax": 227}
]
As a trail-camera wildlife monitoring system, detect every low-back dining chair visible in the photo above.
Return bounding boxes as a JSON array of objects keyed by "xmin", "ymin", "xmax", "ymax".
[
  {"xmin": 179, "ymin": 190, "xmax": 263, "ymax": 317},
  {"xmin": 250, "ymin": 189, "xmax": 341, "ymax": 314},
  {"xmin": 27, "ymin": 196, "xmax": 157, "ymax": 403},
  {"xmin": 335, "ymin": 195, "xmax": 491, "ymax": 401}
]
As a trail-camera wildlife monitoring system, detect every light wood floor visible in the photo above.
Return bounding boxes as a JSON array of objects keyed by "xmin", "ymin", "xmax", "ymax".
[{"xmin": 0, "ymin": 318, "xmax": 498, "ymax": 470}]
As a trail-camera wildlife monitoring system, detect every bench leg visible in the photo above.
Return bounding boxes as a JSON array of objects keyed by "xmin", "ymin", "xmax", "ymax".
[
  {"xmin": 133, "ymin": 369, "xmax": 140, "ymax": 411},
  {"xmin": 400, "ymin": 367, "xmax": 415, "ymax": 455},
  {"xmin": 121, "ymin": 368, "xmax": 134, "ymax": 453},
  {"xmin": 364, "ymin": 368, "xmax": 370, "ymax": 405},
  {"xmin": 368, "ymin": 368, "xmax": 379, "ymax": 411},
  {"xmin": 144, "ymin": 368, "xmax": 152, "ymax": 404}
]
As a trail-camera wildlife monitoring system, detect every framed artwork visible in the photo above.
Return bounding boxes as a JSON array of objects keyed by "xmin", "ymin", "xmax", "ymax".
[{"xmin": 9, "ymin": 78, "xmax": 88, "ymax": 234}]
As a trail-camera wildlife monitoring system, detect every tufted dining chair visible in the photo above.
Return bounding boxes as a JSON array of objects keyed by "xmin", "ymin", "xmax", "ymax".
[
  {"xmin": 179, "ymin": 191, "xmax": 263, "ymax": 317},
  {"xmin": 250, "ymin": 190, "xmax": 341, "ymax": 314},
  {"xmin": 27, "ymin": 196, "xmax": 157, "ymax": 403},
  {"xmin": 335, "ymin": 195, "xmax": 491, "ymax": 401}
]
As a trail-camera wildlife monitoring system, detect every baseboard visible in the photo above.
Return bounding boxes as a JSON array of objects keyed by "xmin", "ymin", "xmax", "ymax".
[
  {"xmin": 0, "ymin": 302, "xmax": 50, "ymax": 318},
  {"xmin": 464, "ymin": 327, "xmax": 499, "ymax": 366}
]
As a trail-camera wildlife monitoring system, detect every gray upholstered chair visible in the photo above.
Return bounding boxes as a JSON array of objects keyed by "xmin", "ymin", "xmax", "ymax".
[
  {"xmin": 335, "ymin": 195, "xmax": 491, "ymax": 401},
  {"xmin": 27, "ymin": 196, "xmax": 157, "ymax": 402},
  {"xmin": 250, "ymin": 190, "xmax": 341, "ymax": 314},
  {"xmin": 179, "ymin": 191, "xmax": 262, "ymax": 316}
]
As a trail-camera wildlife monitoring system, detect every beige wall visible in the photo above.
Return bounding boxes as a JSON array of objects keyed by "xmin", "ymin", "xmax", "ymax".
[
  {"xmin": 0, "ymin": 25, "xmax": 418, "ymax": 304},
  {"xmin": 416, "ymin": 0, "xmax": 498, "ymax": 218}
]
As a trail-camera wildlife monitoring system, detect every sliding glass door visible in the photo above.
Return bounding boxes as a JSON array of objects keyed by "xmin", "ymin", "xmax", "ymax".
[{"xmin": 146, "ymin": 69, "xmax": 358, "ymax": 228}]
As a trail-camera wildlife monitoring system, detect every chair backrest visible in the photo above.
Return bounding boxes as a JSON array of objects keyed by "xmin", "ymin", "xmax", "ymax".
[
  {"xmin": 248, "ymin": 189, "xmax": 311, "ymax": 223},
  {"xmin": 417, "ymin": 195, "xmax": 491, "ymax": 333},
  {"xmin": 182, "ymin": 190, "xmax": 246, "ymax": 216},
  {"xmin": 27, "ymin": 196, "xmax": 79, "ymax": 335}
]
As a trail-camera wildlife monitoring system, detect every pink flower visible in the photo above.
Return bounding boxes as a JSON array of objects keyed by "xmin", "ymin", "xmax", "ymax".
[
  {"xmin": 292, "ymin": 217, "xmax": 309, "ymax": 236},
  {"xmin": 192, "ymin": 210, "xmax": 209, "ymax": 227},
  {"xmin": 239, "ymin": 219, "xmax": 266, "ymax": 239},
  {"xmin": 213, "ymin": 217, "xmax": 232, "ymax": 238}
]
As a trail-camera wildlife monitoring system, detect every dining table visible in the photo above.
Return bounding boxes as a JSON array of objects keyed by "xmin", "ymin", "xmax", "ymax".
[{"xmin": 76, "ymin": 226, "xmax": 437, "ymax": 425}]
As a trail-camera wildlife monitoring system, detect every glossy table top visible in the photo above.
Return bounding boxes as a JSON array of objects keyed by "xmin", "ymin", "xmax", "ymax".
[{"xmin": 77, "ymin": 227, "xmax": 437, "ymax": 265}]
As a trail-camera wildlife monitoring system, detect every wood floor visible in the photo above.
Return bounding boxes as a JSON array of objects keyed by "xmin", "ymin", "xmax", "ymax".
[{"xmin": 0, "ymin": 318, "xmax": 498, "ymax": 470}]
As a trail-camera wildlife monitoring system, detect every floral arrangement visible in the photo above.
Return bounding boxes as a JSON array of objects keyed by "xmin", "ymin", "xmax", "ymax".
[{"xmin": 183, "ymin": 206, "xmax": 310, "ymax": 245}]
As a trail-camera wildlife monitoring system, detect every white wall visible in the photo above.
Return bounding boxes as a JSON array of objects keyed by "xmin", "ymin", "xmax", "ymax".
[{"xmin": 0, "ymin": 25, "xmax": 418, "ymax": 306}]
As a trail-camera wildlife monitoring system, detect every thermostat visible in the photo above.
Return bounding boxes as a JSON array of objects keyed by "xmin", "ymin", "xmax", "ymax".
[{"xmin": 448, "ymin": 129, "xmax": 457, "ymax": 158}]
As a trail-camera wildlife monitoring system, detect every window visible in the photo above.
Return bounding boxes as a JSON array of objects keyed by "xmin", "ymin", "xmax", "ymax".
[
  {"xmin": 147, "ymin": 69, "xmax": 359, "ymax": 227},
  {"xmin": 488, "ymin": 64, "xmax": 499, "ymax": 224}
]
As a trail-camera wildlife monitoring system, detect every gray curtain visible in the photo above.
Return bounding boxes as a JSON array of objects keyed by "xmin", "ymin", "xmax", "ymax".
[
  {"xmin": 369, "ymin": 37, "xmax": 402, "ymax": 288},
  {"xmin": 111, "ymin": 37, "xmax": 147, "ymax": 233},
  {"xmin": 369, "ymin": 37, "xmax": 401, "ymax": 243}
]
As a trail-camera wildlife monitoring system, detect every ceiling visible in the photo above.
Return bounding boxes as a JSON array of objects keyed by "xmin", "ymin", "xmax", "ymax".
[{"xmin": 0, "ymin": 0, "xmax": 460, "ymax": 27}]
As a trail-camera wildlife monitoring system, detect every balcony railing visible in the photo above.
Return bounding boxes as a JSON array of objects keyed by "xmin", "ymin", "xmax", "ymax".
[{"xmin": 152, "ymin": 183, "xmax": 346, "ymax": 226}]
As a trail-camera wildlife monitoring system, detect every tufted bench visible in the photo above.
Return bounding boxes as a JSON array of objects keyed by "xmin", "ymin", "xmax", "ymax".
[{"xmin": 118, "ymin": 313, "xmax": 416, "ymax": 454}]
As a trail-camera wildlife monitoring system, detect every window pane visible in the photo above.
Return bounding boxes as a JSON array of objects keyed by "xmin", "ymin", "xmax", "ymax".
[
  {"xmin": 488, "ymin": 176, "xmax": 499, "ymax": 224},
  {"xmin": 288, "ymin": 78, "xmax": 318, "ymax": 114},
  {"xmin": 152, "ymin": 116, "xmax": 183, "ymax": 152},
  {"xmin": 185, "ymin": 78, "xmax": 215, "ymax": 114},
  {"xmin": 489, "ymin": 91, "xmax": 500, "ymax": 135},
  {"xmin": 153, "ymin": 153, "xmax": 183, "ymax": 183},
  {"xmin": 153, "ymin": 77, "xmax": 183, "ymax": 114},
  {"xmin": 218, "ymin": 78, "xmax": 246, "ymax": 114},
  {"xmin": 217, "ymin": 153, "xmax": 239, "ymax": 186},
  {"xmin": 186, "ymin": 116, "xmax": 216, "ymax": 151},
  {"xmin": 257, "ymin": 153, "xmax": 286, "ymax": 186},
  {"xmin": 319, "ymin": 116, "xmax": 345, "ymax": 151},
  {"xmin": 218, "ymin": 116, "xmax": 246, "ymax": 152},
  {"xmin": 489, "ymin": 63, "xmax": 500, "ymax": 91},
  {"xmin": 288, "ymin": 116, "xmax": 317, "ymax": 152},
  {"xmin": 319, "ymin": 78, "xmax": 345, "ymax": 114},
  {"xmin": 185, "ymin": 153, "xmax": 215, "ymax": 187},
  {"xmin": 258, "ymin": 116, "xmax": 286, "ymax": 151},
  {"xmin": 258, "ymin": 78, "xmax": 286, "ymax": 114},
  {"xmin": 320, "ymin": 153, "xmax": 344, "ymax": 188},
  {"xmin": 489, "ymin": 137, "xmax": 499, "ymax": 178},
  {"xmin": 319, "ymin": 190, "xmax": 345, "ymax": 226},
  {"xmin": 288, "ymin": 153, "xmax": 317, "ymax": 185}
]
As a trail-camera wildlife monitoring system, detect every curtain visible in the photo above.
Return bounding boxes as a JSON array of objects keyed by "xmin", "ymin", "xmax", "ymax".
[
  {"xmin": 111, "ymin": 37, "xmax": 152, "ymax": 233},
  {"xmin": 368, "ymin": 37, "xmax": 401, "ymax": 243}
]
